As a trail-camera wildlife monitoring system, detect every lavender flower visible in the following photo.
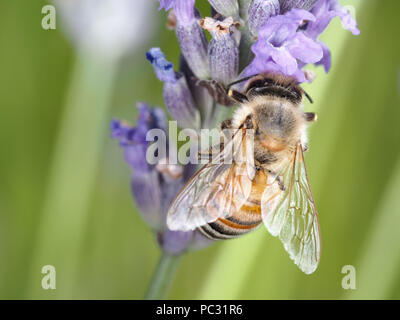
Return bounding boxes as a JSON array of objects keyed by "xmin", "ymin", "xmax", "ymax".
[
  {"xmin": 246, "ymin": 9, "xmax": 323, "ymax": 82},
  {"xmin": 305, "ymin": 0, "xmax": 360, "ymax": 72},
  {"xmin": 246, "ymin": 0, "xmax": 360, "ymax": 82},
  {"xmin": 111, "ymin": 103, "xmax": 210, "ymax": 254}
]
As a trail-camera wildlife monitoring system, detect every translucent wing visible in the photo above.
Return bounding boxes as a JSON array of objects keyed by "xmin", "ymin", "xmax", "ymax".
[
  {"xmin": 261, "ymin": 144, "xmax": 321, "ymax": 274},
  {"xmin": 167, "ymin": 128, "xmax": 254, "ymax": 231}
]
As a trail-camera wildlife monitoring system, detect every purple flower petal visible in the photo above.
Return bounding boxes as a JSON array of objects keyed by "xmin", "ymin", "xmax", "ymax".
[
  {"xmin": 158, "ymin": 0, "xmax": 174, "ymax": 11},
  {"xmin": 176, "ymin": 22, "xmax": 210, "ymax": 79},
  {"xmin": 249, "ymin": 8, "xmax": 320, "ymax": 81},
  {"xmin": 146, "ymin": 47, "xmax": 176, "ymax": 83},
  {"xmin": 110, "ymin": 118, "xmax": 131, "ymax": 142},
  {"xmin": 147, "ymin": 48, "xmax": 200, "ymax": 129},
  {"xmin": 172, "ymin": 0, "xmax": 209, "ymax": 79},
  {"xmin": 270, "ymin": 46, "xmax": 298, "ymax": 75},
  {"xmin": 279, "ymin": 0, "xmax": 319, "ymax": 13},
  {"xmin": 315, "ymin": 40, "xmax": 331, "ymax": 72},
  {"xmin": 131, "ymin": 170, "xmax": 162, "ymax": 230},
  {"xmin": 286, "ymin": 32, "xmax": 323, "ymax": 64},
  {"xmin": 337, "ymin": 7, "xmax": 360, "ymax": 35},
  {"xmin": 111, "ymin": 103, "xmax": 168, "ymax": 172},
  {"xmin": 188, "ymin": 230, "xmax": 215, "ymax": 250},
  {"xmin": 284, "ymin": 7, "xmax": 316, "ymax": 23},
  {"xmin": 163, "ymin": 75, "xmax": 201, "ymax": 129},
  {"xmin": 307, "ymin": 0, "xmax": 360, "ymax": 38},
  {"xmin": 244, "ymin": 58, "xmax": 282, "ymax": 78},
  {"xmin": 173, "ymin": 0, "xmax": 195, "ymax": 25},
  {"xmin": 159, "ymin": 230, "xmax": 193, "ymax": 255}
]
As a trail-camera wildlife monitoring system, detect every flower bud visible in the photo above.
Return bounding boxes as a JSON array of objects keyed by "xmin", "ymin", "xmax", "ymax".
[
  {"xmin": 147, "ymin": 48, "xmax": 201, "ymax": 129},
  {"xmin": 174, "ymin": 0, "xmax": 210, "ymax": 79},
  {"xmin": 208, "ymin": 0, "xmax": 239, "ymax": 18},
  {"xmin": 178, "ymin": 55, "xmax": 214, "ymax": 129},
  {"xmin": 248, "ymin": 0, "xmax": 280, "ymax": 36},
  {"xmin": 131, "ymin": 170, "xmax": 163, "ymax": 230},
  {"xmin": 159, "ymin": 229, "xmax": 214, "ymax": 255},
  {"xmin": 201, "ymin": 17, "xmax": 239, "ymax": 85},
  {"xmin": 279, "ymin": 0, "xmax": 319, "ymax": 13}
]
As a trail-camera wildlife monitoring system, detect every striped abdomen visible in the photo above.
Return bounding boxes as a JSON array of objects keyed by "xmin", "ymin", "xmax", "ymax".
[{"xmin": 198, "ymin": 169, "xmax": 267, "ymax": 240}]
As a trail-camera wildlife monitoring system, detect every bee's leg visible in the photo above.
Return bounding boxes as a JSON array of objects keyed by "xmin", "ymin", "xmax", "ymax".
[
  {"xmin": 228, "ymin": 89, "xmax": 249, "ymax": 104},
  {"xmin": 219, "ymin": 119, "xmax": 234, "ymax": 140},
  {"xmin": 254, "ymin": 159, "xmax": 263, "ymax": 171},
  {"xmin": 243, "ymin": 114, "xmax": 253, "ymax": 129},
  {"xmin": 276, "ymin": 176, "xmax": 286, "ymax": 191},
  {"xmin": 196, "ymin": 79, "xmax": 235, "ymax": 106},
  {"xmin": 304, "ymin": 112, "xmax": 317, "ymax": 122},
  {"xmin": 267, "ymin": 169, "xmax": 286, "ymax": 191},
  {"xmin": 219, "ymin": 119, "xmax": 232, "ymax": 130}
]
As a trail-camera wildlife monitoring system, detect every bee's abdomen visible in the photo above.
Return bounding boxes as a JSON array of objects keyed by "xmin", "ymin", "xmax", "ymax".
[
  {"xmin": 198, "ymin": 214, "xmax": 262, "ymax": 240},
  {"xmin": 198, "ymin": 170, "xmax": 267, "ymax": 240}
]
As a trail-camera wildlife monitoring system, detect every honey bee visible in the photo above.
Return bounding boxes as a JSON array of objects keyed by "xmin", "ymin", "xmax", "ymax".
[{"xmin": 167, "ymin": 73, "xmax": 321, "ymax": 274}]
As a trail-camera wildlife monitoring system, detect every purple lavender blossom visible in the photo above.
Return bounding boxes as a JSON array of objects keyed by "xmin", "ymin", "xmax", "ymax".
[
  {"xmin": 158, "ymin": 0, "xmax": 174, "ymax": 11},
  {"xmin": 246, "ymin": 1, "xmax": 360, "ymax": 82},
  {"xmin": 146, "ymin": 48, "xmax": 201, "ymax": 129},
  {"xmin": 305, "ymin": 0, "xmax": 360, "ymax": 72},
  {"xmin": 246, "ymin": 9, "xmax": 322, "ymax": 82},
  {"xmin": 111, "ymin": 103, "xmax": 209, "ymax": 254}
]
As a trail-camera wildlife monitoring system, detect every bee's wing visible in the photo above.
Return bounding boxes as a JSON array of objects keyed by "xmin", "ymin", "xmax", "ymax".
[
  {"xmin": 261, "ymin": 144, "xmax": 321, "ymax": 274},
  {"xmin": 167, "ymin": 128, "xmax": 254, "ymax": 231}
]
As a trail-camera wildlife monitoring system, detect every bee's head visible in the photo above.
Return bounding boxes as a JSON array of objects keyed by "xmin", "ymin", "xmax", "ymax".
[{"xmin": 245, "ymin": 73, "xmax": 304, "ymax": 104}]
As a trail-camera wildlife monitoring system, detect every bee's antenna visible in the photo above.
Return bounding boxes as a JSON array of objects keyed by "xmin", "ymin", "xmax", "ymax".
[
  {"xmin": 226, "ymin": 74, "xmax": 260, "ymax": 91},
  {"xmin": 302, "ymin": 89, "xmax": 314, "ymax": 104}
]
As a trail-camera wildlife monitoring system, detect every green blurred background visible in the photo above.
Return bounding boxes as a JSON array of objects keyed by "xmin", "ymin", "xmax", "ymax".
[{"xmin": 0, "ymin": 0, "xmax": 399, "ymax": 299}]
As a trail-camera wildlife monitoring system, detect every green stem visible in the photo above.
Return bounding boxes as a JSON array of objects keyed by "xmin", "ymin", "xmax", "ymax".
[{"xmin": 144, "ymin": 252, "xmax": 182, "ymax": 300}]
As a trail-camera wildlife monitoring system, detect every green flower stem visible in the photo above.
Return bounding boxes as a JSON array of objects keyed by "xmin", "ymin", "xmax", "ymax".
[{"xmin": 144, "ymin": 252, "xmax": 183, "ymax": 300}]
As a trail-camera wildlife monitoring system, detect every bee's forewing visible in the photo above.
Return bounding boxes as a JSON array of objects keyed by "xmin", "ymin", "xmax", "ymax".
[
  {"xmin": 167, "ymin": 128, "xmax": 253, "ymax": 231},
  {"xmin": 261, "ymin": 144, "xmax": 321, "ymax": 274},
  {"xmin": 167, "ymin": 162, "xmax": 228, "ymax": 231}
]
